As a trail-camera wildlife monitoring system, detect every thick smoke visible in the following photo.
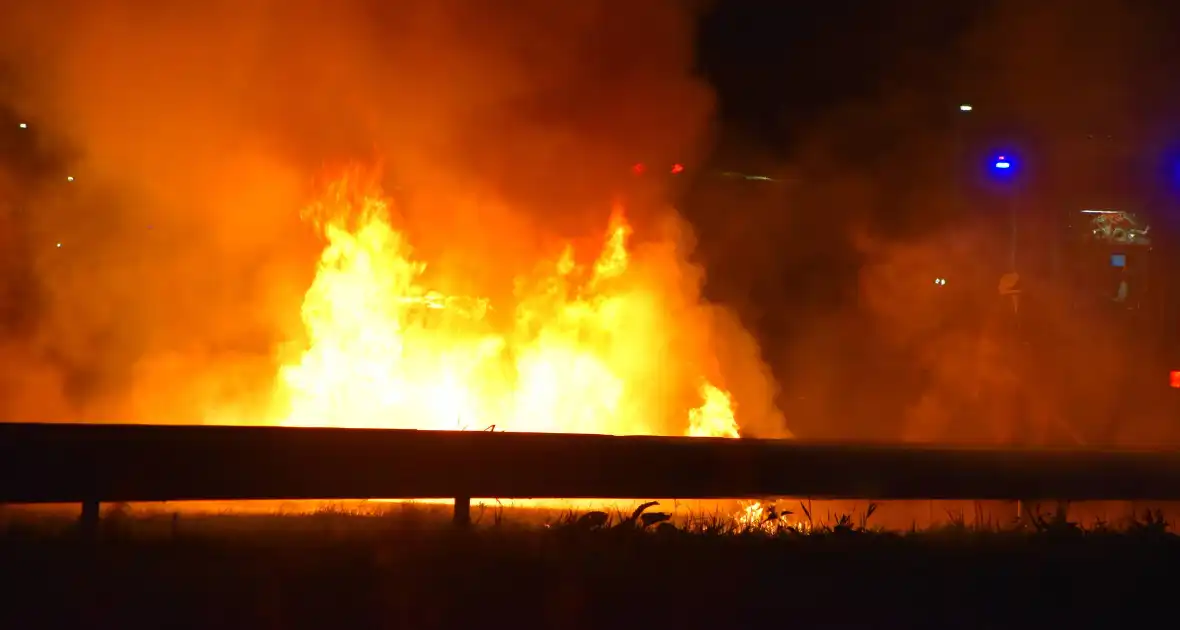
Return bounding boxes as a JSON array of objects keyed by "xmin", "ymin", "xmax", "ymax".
[
  {"xmin": 0, "ymin": 0, "xmax": 787, "ymax": 433},
  {"xmin": 689, "ymin": 0, "xmax": 1173, "ymax": 445}
]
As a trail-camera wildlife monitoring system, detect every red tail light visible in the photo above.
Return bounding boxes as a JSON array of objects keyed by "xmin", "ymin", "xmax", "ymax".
[
  {"xmin": 1170, "ymin": 370, "xmax": 1180, "ymax": 388},
  {"xmin": 632, "ymin": 163, "xmax": 646, "ymax": 175},
  {"xmin": 671, "ymin": 163, "xmax": 685, "ymax": 174}
]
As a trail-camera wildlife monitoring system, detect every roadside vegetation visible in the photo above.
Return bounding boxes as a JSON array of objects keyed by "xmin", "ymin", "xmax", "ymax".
[{"xmin": 1, "ymin": 500, "xmax": 1176, "ymax": 628}]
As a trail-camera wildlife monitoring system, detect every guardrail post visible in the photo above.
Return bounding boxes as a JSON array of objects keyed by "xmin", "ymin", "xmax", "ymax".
[
  {"xmin": 453, "ymin": 496, "xmax": 471, "ymax": 527},
  {"xmin": 79, "ymin": 499, "xmax": 100, "ymax": 539}
]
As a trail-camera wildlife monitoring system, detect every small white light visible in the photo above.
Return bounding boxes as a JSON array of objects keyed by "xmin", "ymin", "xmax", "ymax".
[
  {"xmin": 18, "ymin": 122, "xmax": 27, "ymax": 129},
  {"xmin": 959, "ymin": 104, "xmax": 973, "ymax": 112},
  {"xmin": 66, "ymin": 176, "xmax": 74, "ymax": 182},
  {"xmin": 55, "ymin": 242, "xmax": 62, "ymax": 248}
]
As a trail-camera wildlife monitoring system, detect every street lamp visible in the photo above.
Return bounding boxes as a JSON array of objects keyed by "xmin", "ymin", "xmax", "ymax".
[
  {"xmin": 990, "ymin": 153, "xmax": 1020, "ymax": 271},
  {"xmin": 954, "ymin": 104, "xmax": 973, "ymax": 216}
]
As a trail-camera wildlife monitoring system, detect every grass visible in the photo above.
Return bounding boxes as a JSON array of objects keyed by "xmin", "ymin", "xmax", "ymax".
[{"xmin": 1, "ymin": 501, "xmax": 1177, "ymax": 628}]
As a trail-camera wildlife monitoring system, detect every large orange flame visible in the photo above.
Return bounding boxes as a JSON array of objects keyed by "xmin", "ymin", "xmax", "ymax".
[{"xmin": 269, "ymin": 171, "xmax": 753, "ymax": 439}]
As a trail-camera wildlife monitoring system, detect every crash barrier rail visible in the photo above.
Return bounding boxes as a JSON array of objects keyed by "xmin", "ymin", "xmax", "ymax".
[{"xmin": 3, "ymin": 422, "xmax": 1180, "ymax": 531}]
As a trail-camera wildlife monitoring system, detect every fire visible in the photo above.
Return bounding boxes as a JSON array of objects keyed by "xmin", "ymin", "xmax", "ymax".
[
  {"xmin": 732, "ymin": 500, "xmax": 809, "ymax": 533},
  {"xmin": 687, "ymin": 383, "xmax": 740, "ymax": 438},
  {"xmin": 270, "ymin": 172, "xmax": 747, "ymax": 439}
]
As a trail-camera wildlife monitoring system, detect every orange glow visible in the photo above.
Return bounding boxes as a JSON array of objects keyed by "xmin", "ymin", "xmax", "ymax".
[
  {"xmin": 267, "ymin": 170, "xmax": 758, "ymax": 440},
  {"xmin": 1171, "ymin": 370, "xmax": 1180, "ymax": 389},
  {"xmin": 687, "ymin": 383, "xmax": 739, "ymax": 438}
]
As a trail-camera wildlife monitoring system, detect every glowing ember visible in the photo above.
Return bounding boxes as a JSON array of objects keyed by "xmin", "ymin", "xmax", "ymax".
[
  {"xmin": 737, "ymin": 501, "xmax": 768, "ymax": 528},
  {"xmin": 270, "ymin": 171, "xmax": 754, "ymax": 439},
  {"xmin": 734, "ymin": 500, "xmax": 805, "ymax": 532}
]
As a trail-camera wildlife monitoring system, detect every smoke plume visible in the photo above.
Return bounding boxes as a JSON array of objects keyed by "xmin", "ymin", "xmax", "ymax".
[{"xmin": 0, "ymin": 0, "xmax": 787, "ymax": 435}]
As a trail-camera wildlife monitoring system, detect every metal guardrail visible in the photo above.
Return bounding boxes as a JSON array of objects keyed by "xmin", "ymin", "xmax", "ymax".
[{"xmin": 4, "ymin": 423, "xmax": 1180, "ymax": 529}]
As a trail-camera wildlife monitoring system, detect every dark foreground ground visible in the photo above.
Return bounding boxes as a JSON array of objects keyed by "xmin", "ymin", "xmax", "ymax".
[{"xmin": 2, "ymin": 505, "xmax": 1179, "ymax": 629}]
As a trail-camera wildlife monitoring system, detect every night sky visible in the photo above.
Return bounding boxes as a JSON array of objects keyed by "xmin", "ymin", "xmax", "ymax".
[
  {"xmin": 699, "ymin": 0, "xmax": 980, "ymax": 152},
  {"xmin": 694, "ymin": 0, "xmax": 1180, "ymax": 216},
  {"xmin": 685, "ymin": 0, "xmax": 1180, "ymax": 295}
]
